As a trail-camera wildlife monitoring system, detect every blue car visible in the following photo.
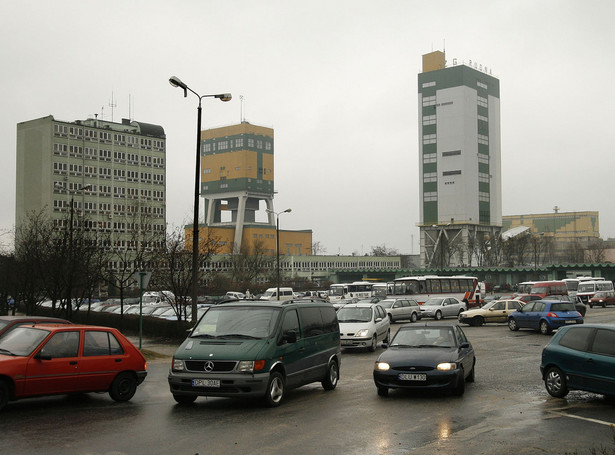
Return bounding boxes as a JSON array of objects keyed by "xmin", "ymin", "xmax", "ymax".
[
  {"xmin": 540, "ymin": 324, "xmax": 615, "ymax": 398},
  {"xmin": 507, "ymin": 300, "xmax": 583, "ymax": 335}
]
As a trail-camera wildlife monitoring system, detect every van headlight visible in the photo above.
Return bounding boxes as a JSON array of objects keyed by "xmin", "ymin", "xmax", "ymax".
[
  {"xmin": 238, "ymin": 361, "xmax": 255, "ymax": 372},
  {"xmin": 172, "ymin": 358, "xmax": 185, "ymax": 371}
]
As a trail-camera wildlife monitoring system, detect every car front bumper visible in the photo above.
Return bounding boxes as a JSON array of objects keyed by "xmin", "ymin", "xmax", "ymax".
[
  {"xmin": 373, "ymin": 369, "xmax": 462, "ymax": 392},
  {"xmin": 340, "ymin": 336, "xmax": 373, "ymax": 349},
  {"xmin": 168, "ymin": 370, "xmax": 270, "ymax": 398}
]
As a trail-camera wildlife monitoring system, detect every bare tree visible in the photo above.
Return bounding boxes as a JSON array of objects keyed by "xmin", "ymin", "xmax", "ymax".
[
  {"xmin": 150, "ymin": 226, "xmax": 219, "ymax": 321},
  {"xmin": 586, "ymin": 238, "xmax": 607, "ymax": 263},
  {"xmin": 370, "ymin": 244, "xmax": 399, "ymax": 256},
  {"xmin": 101, "ymin": 205, "xmax": 164, "ymax": 316},
  {"xmin": 229, "ymin": 239, "xmax": 276, "ymax": 289},
  {"xmin": 312, "ymin": 241, "xmax": 326, "ymax": 255}
]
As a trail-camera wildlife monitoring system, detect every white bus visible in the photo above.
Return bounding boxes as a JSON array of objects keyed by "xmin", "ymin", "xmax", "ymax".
[
  {"xmin": 576, "ymin": 280, "xmax": 614, "ymax": 304},
  {"xmin": 328, "ymin": 281, "xmax": 374, "ymax": 301},
  {"xmin": 372, "ymin": 282, "xmax": 394, "ymax": 298},
  {"xmin": 391, "ymin": 275, "xmax": 480, "ymax": 306},
  {"xmin": 562, "ymin": 277, "xmax": 604, "ymax": 298}
]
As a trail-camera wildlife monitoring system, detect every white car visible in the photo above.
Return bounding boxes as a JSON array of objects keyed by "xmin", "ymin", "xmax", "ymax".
[
  {"xmin": 420, "ymin": 297, "xmax": 467, "ymax": 320},
  {"xmin": 337, "ymin": 303, "xmax": 390, "ymax": 351}
]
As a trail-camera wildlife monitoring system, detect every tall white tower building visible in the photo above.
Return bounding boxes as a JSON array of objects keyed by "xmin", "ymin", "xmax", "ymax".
[{"xmin": 418, "ymin": 51, "xmax": 502, "ymax": 267}]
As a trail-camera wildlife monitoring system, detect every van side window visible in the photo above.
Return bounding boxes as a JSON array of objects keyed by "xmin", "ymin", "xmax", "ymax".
[
  {"xmin": 281, "ymin": 310, "xmax": 300, "ymax": 340},
  {"xmin": 298, "ymin": 307, "xmax": 325, "ymax": 338},
  {"xmin": 319, "ymin": 307, "xmax": 339, "ymax": 334}
]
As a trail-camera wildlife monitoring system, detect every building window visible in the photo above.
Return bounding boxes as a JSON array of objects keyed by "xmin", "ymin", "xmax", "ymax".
[
  {"xmin": 479, "ymin": 172, "xmax": 490, "ymax": 183},
  {"xmin": 477, "ymin": 81, "xmax": 488, "ymax": 89},
  {"xmin": 423, "ymin": 191, "xmax": 438, "ymax": 202},
  {"xmin": 422, "ymin": 81, "xmax": 436, "ymax": 88},
  {"xmin": 477, "ymin": 96, "xmax": 488, "ymax": 108},
  {"xmin": 479, "ymin": 192, "xmax": 490, "ymax": 202},
  {"xmin": 422, "ymin": 95, "xmax": 436, "ymax": 107},
  {"xmin": 422, "ymin": 114, "xmax": 436, "ymax": 126},
  {"xmin": 423, "ymin": 153, "xmax": 437, "ymax": 164},
  {"xmin": 442, "ymin": 150, "xmax": 461, "ymax": 157},
  {"xmin": 423, "ymin": 134, "xmax": 437, "ymax": 145},
  {"xmin": 478, "ymin": 154, "xmax": 489, "ymax": 164},
  {"xmin": 442, "ymin": 170, "xmax": 461, "ymax": 176},
  {"xmin": 423, "ymin": 172, "xmax": 437, "ymax": 182},
  {"xmin": 478, "ymin": 134, "xmax": 489, "ymax": 145}
]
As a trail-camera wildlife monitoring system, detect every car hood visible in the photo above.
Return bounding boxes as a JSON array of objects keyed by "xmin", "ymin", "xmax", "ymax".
[
  {"xmin": 338, "ymin": 322, "xmax": 373, "ymax": 333},
  {"xmin": 173, "ymin": 337, "xmax": 268, "ymax": 361},
  {"xmin": 378, "ymin": 346, "xmax": 459, "ymax": 366}
]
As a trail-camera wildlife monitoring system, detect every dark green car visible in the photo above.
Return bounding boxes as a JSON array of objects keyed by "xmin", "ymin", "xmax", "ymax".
[{"xmin": 168, "ymin": 300, "xmax": 341, "ymax": 407}]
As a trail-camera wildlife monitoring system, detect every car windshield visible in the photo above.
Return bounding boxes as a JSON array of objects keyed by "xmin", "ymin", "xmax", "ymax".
[
  {"xmin": 550, "ymin": 303, "xmax": 577, "ymax": 312},
  {"xmin": 192, "ymin": 306, "xmax": 280, "ymax": 339},
  {"xmin": 593, "ymin": 291, "xmax": 608, "ymax": 298},
  {"xmin": 423, "ymin": 298, "xmax": 444, "ymax": 306},
  {"xmin": 337, "ymin": 307, "xmax": 373, "ymax": 323},
  {"xmin": 0, "ymin": 327, "xmax": 50, "ymax": 356},
  {"xmin": 480, "ymin": 301, "xmax": 497, "ymax": 310},
  {"xmin": 391, "ymin": 327, "xmax": 456, "ymax": 348}
]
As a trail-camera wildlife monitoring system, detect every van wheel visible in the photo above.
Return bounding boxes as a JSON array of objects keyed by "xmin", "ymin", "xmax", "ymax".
[
  {"xmin": 321, "ymin": 360, "xmax": 339, "ymax": 390},
  {"xmin": 264, "ymin": 372, "xmax": 285, "ymax": 407}
]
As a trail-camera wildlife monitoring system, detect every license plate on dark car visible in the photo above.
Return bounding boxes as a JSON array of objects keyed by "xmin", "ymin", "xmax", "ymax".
[{"xmin": 399, "ymin": 373, "xmax": 426, "ymax": 381}]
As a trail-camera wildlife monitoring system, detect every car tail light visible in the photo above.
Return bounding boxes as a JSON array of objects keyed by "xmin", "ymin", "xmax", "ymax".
[{"xmin": 546, "ymin": 312, "xmax": 558, "ymax": 318}]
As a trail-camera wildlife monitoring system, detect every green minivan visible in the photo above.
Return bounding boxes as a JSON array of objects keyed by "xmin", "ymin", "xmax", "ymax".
[{"xmin": 168, "ymin": 300, "xmax": 341, "ymax": 406}]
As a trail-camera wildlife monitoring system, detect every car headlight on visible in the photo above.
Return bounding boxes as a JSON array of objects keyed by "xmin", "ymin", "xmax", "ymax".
[
  {"xmin": 437, "ymin": 362, "xmax": 457, "ymax": 371},
  {"xmin": 375, "ymin": 362, "xmax": 390, "ymax": 371},
  {"xmin": 172, "ymin": 358, "xmax": 185, "ymax": 371},
  {"xmin": 355, "ymin": 329, "xmax": 370, "ymax": 337}
]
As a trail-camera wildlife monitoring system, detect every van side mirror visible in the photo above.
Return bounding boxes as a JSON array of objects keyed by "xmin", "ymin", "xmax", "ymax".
[{"xmin": 281, "ymin": 330, "xmax": 297, "ymax": 344}]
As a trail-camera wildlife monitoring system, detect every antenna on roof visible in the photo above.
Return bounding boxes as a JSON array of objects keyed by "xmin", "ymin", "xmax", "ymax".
[
  {"xmin": 240, "ymin": 95, "xmax": 245, "ymax": 122},
  {"xmin": 109, "ymin": 92, "xmax": 117, "ymax": 122}
]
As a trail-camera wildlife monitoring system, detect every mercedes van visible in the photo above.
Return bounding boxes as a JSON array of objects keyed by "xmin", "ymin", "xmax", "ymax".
[
  {"xmin": 259, "ymin": 287, "xmax": 294, "ymax": 301},
  {"xmin": 168, "ymin": 299, "xmax": 341, "ymax": 407}
]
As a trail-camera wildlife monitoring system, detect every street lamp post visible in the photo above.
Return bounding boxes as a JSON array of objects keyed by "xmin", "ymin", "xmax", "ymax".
[
  {"xmin": 169, "ymin": 76, "xmax": 231, "ymax": 322},
  {"xmin": 267, "ymin": 208, "xmax": 291, "ymax": 300}
]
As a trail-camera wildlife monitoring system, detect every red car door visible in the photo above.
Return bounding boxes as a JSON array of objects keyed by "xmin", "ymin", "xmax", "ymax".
[
  {"xmin": 75, "ymin": 330, "xmax": 127, "ymax": 392},
  {"xmin": 24, "ymin": 330, "xmax": 81, "ymax": 397}
]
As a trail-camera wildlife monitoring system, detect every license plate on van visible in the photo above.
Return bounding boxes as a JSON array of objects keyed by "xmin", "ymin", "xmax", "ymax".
[{"xmin": 192, "ymin": 379, "xmax": 220, "ymax": 388}]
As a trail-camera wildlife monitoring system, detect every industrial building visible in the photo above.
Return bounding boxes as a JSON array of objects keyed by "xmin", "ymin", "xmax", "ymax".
[{"xmin": 417, "ymin": 51, "xmax": 502, "ymax": 268}]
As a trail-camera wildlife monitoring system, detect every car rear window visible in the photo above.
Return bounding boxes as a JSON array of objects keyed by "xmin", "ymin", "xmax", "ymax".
[
  {"xmin": 550, "ymin": 303, "xmax": 576, "ymax": 312},
  {"xmin": 592, "ymin": 329, "xmax": 615, "ymax": 356}
]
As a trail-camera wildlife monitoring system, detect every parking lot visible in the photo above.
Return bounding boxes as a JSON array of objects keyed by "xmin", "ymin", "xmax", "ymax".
[{"xmin": 1, "ymin": 307, "xmax": 614, "ymax": 455}]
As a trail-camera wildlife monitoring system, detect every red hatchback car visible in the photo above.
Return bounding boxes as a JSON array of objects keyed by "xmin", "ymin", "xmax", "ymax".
[{"xmin": 0, "ymin": 324, "xmax": 147, "ymax": 411}]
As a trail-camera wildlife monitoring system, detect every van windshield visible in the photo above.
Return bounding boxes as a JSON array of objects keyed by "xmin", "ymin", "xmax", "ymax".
[{"xmin": 191, "ymin": 306, "xmax": 281, "ymax": 339}]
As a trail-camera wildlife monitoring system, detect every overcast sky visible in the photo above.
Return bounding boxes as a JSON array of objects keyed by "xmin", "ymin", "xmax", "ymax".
[{"xmin": 1, "ymin": 0, "xmax": 614, "ymax": 255}]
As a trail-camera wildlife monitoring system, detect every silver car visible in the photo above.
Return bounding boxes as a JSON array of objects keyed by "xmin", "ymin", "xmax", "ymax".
[
  {"xmin": 420, "ymin": 297, "xmax": 467, "ymax": 320},
  {"xmin": 337, "ymin": 303, "xmax": 390, "ymax": 351},
  {"xmin": 377, "ymin": 298, "xmax": 422, "ymax": 323}
]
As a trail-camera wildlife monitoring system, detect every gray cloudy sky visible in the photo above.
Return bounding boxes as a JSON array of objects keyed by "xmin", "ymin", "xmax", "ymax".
[{"xmin": 2, "ymin": 0, "xmax": 614, "ymax": 255}]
